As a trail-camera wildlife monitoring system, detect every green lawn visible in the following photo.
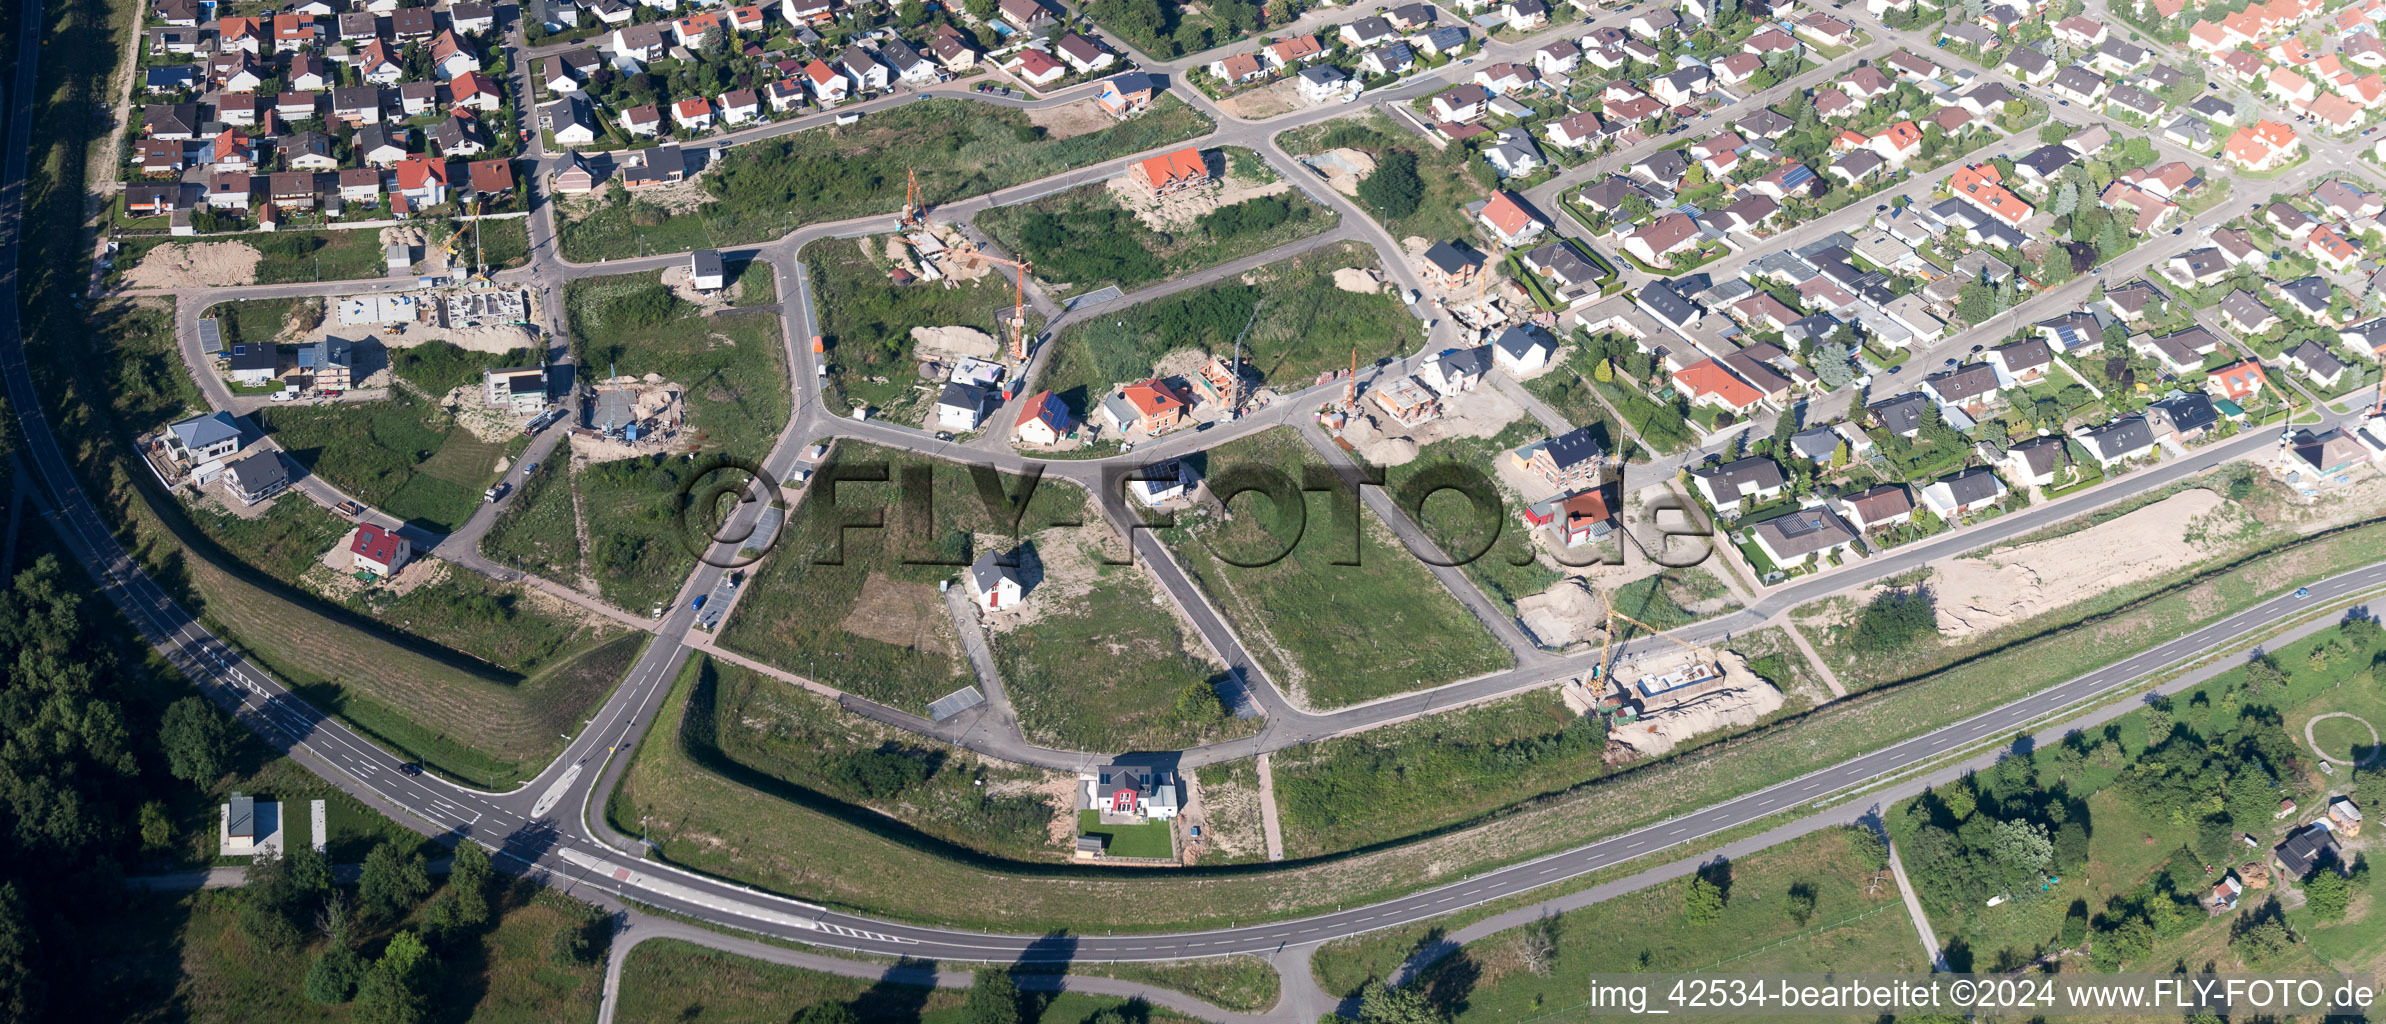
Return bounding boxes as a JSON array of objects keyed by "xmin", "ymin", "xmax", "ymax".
[
  {"xmin": 1078, "ymin": 809, "xmax": 1178, "ymax": 860},
  {"xmin": 1038, "ymin": 241, "xmax": 1421, "ymax": 418},
  {"xmin": 475, "ymin": 215, "xmax": 532, "ymax": 270},
  {"xmin": 975, "ymin": 147, "xmax": 1337, "ymax": 297},
  {"xmin": 991, "ymin": 562, "xmax": 1259, "ymax": 753},
  {"xmin": 390, "ymin": 338, "xmax": 541, "ymax": 397},
  {"xmin": 559, "ymin": 95, "xmax": 1215, "ymax": 261},
  {"xmin": 1372, "ymin": 418, "xmax": 1565, "ymax": 620},
  {"xmin": 566, "ymin": 272, "xmax": 791, "ymax": 463},
  {"xmin": 1279, "ymin": 112, "xmax": 1490, "ymax": 244},
  {"xmin": 717, "ymin": 442, "xmax": 1091, "ymax": 713},
  {"xmin": 254, "ymin": 389, "xmax": 516, "ymax": 533},
  {"xmin": 614, "ymin": 938, "xmax": 1213, "ymax": 1024},
  {"xmin": 1159, "ymin": 428, "xmax": 1510, "ymax": 708},
  {"xmin": 129, "ymin": 230, "xmax": 391, "ymax": 285},
  {"xmin": 481, "ymin": 436, "xmax": 584, "ymax": 584},
  {"xmin": 806, "ymin": 235, "xmax": 1041, "ymax": 419},
  {"xmin": 1273, "ymin": 690, "xmax": 1608, "ymax": 858},
  {"xmin": 200, "ymin": 296, "xmax": 320, "ymax": 349}
]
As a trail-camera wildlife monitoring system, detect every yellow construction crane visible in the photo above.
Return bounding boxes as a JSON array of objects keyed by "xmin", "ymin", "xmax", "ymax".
[
  {"xmin": 900, "ymin": 167, "xmax": 924, "ymax": 227},
  {"xmin": 1593, "ymin": 607, "xmax": 1698, "ymax": 682}
]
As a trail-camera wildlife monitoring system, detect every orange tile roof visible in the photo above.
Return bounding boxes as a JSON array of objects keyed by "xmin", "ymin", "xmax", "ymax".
[
  {"xmin": 1122, "ymin": 378, "xmax": 1188, "ymax": 418},
  {"xmin": 1949, "ymin": 164, "xmax": 2033, "ymax": 227},
  {"xmin": 1674, "ymin": 357, "xmax": 1762, "ymax": 409},
  {"xmin": 1481, "ymin": 190, "xmax": 1539, "ymax": 236},
  {"xmin": 1136, "ymin": 147, "xmax": 1207, "ymax": 189},
  {"xmin": 2210, "ymin": 359, "xmax": 2270, "ymax": 399}
]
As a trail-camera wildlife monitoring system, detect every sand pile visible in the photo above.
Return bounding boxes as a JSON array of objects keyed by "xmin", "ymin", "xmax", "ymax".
[
  {"xmin": 1932, "ymin": 489, "xmax": 2227, "ymax": 639},
  {"xmin": 1333, "ymin": 267, "xmax": 1382, "ymax": 293},
  {"xmin": 911, "ymin": 325, "xmax": 1000, "ymax": 360},
  {"xmin": 119, "ymin": 241, "xmax": 263, "ymax": 288},
  {"xmin": 1606, "ymin": 650, "xmax": 1783, "ymax": 760},
  {"xmin": 379, "ymin": 224, "xmax": 425, "ymax": 252},
  {"xmin": 442, "ymin": 323, "xmax": 537, "ymax": 353},
  {"xmin": 1303, "ymin": 148, "xmax": 1377, "ymax": 195},
  {"xmin": 1518, "ymin": 578, "xmax": 1603, "ymax": 647}
]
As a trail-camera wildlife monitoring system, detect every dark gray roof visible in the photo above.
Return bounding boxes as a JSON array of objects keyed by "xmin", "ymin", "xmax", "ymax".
[
  {"xmin": 2015, "ymin": 143, "xmax": 2075, "ymax": 177},
  {"xmin": 2287, "ymin": 339, "xmax": 2348, "ymax": 379},
  {"xmin": 225, "ymin": 451, "xmax": 287, "ymax": 494},
  {"xmin": 1637, "ymin": 281, "xmax": 1699, "ymax": 325},
  {"xmin": 2276, "ymin": 822, "xmax": 2340, "ymax": 879},
  {"xmin": 968, "ymin": 549, "xmax": 1020, "ymax": 592},
  {"xmin": 1868, "ymin": 391, "xmax": 1931, "ymax": 435},
  {"xmin": 1990, "ymin": 337, "xmax": 2051, "ymax": 371},
  {"xmin": 1695, "ymin": 456, "xmax": 1785, "ymax": 498},
  {"xmin": 2279, "ymin": 275, "xmax": 2332, "ymax": 314},
  {"xmin": 1542, "ymin": 423, "xmax": 1605, "ymax": 471},
  {"xmin": 1936, "ymin": 466, "xmax": 2004, "ymax": 504},
  {"xmin": 938, "ymin": 381, "xmax": 992, "ymax": 411},
  {"xmin": 2150, "ymin": 392, "xmax": 2218, "ymax": 436},
  {"xmin": 226, "ymin": 343, "xmax": 278, "ymax": 372},
  {"xmin": 2008, "ymin": 434, "xmax": 2068, "ymax": 476},
  {"xmin": 1423, "ymin": 240, "xmax": 1482, "ymax": 276},
  {"xmin": 2188, "ymin": 95, "xmax": 2234, "ymax": 119},
  {"xmin": 1734, "ymin": 108, "xmax": 1793, "ymax": 138},
  {"xmin": 1493, "ymin": 324, "xmax": 1554, "ymax": 361},
  {"xmin": 1751, "ymin": 506, "xmax": 1856, "ymax": 557},
  {"xmin": 2052, "ymin": 65, "xmax": 2107, "ymax": 96},
  {"xmin": 2004, "ymin": 45, "xmax": 2051, "ymax": 74},
  {"xmin": 169, "ymin": 411, "xmax": 243, "ymax": 451},
  {"xmin": 1788, "ymin": 425, "xmax": 1843, "ymax": 461},
  {"xmin": 2079, "ymin": 415, "xmax": 2155, "ymax": 460},
  {"xmin": 691, "ymin": 248, "xmax": 724, "ymax": 278},
  {"xmin": 2107, "ymin": 84, "xmax": 2164, "ymax": 115},
  {"xmin": 2218, "ymin": 288, "xmax": 2276, "ymax": 327}
]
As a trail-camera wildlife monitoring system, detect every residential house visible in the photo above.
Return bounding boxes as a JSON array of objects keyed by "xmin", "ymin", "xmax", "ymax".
[
  {"xmin": 1492, "ymin": 325, "xmax": 1557, "ymax": 374},
  {"xmin": 2077, "ymin": 415, "xmax": 2158, "ymax": 467},
  {"xmin": 223, "ymin": 451, "xmax": 290, "ymax": 505},
  {"xmin": 2132, "ymin": 326, "xmax": 2225, "ymax": 374},
  {"xmin": 1692, "ymin": 457, "xmax": 1787, "ymax": 507},
  {"xmin": 2002, "ymin": 435, "xmax": 2072, "ymax": 488},
  {"xmin": 2287, "ymin": 339, "xmax": 2350, "ymax": 388},
  {"xmin": 1100, "ymin": 378, "xmax": 1192, "ymax": 434},
  {"xmin": 349, "ymin": 523, "xmax": 413, "ymax": 577},
  {"xmin": 2209, "ymin": 359, "xmax": 2271, "ymax": 401},
  {"xmin": 1919, "ymin": 466, "xmax": 2007, "ymax": 517},
  {"xmin": 1750, "ymin": 506, "xmax": 1858, "ymax": 567},
  {"xmin": 1838, "ymin": 483, "xmax": 1914, "ymax": 531}
]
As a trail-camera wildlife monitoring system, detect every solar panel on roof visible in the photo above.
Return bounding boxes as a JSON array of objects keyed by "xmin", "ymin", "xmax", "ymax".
[{"xmin": 926, "ymin": 686, "xmax": 986, "ymax": 721}]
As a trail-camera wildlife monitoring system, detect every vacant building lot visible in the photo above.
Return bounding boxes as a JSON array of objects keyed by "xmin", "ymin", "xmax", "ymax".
[
  {"xmin": 718, "ymin": 441, "xmax": 1091, "ymax": 714},
  {"xmin": 1161, "ymin": 428, "xmax": 1510, "ymax": 709},
  {"xmin": 990, "ymin": 559, "xmax": 1260, "ymax": 753},
  {"xmin": 566, "ymin": 271, "xmax": 791, "ymax": 463},
  {"xmin": 114, "ymin": 229, "xmax": 390, "ymax": 288},
  {"xmin": 1280, "ymin": 112, "xmax": 1489, "ymax": 245},
  {"xmin": 975, "ymin": 146, "xmax": 1338, "ymax": 298},
  {"xmin": 1038, "ymin": 242, "xmax": 1420, "ymax": 415},
  {"xmin": 558, "ymin": 95, "xmax": 1215, "ymax": 261},
  {"xmin": 256, "ymin": 389, "xmax": 518, "ymax": 533},
  {"xmin": 807, "ymin": 235, "xmax": 1042, "ymax": 420}
]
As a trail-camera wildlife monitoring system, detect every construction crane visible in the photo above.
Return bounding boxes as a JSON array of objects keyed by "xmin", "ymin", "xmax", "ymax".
[
  {"xmin": 899, "ymin": 167, "xmax": 925, "ymax": 227},
  {"xmin": 954, "ymin": 245, "xmax": 1033, "ymax": 360},
  {"xmin": 1593, "ymin": 607, "xmax": 1699, "ymax": 683}
]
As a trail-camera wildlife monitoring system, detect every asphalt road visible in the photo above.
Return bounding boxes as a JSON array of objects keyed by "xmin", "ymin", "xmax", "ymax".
[{"xmin": 12, "ymin": 0, "xmax": 2385, "ymax": 983}]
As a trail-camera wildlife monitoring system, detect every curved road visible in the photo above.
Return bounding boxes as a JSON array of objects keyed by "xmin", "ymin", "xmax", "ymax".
[{"xmin": 8, "ymin": 0, "xmax": 2382, "ymax": 993}]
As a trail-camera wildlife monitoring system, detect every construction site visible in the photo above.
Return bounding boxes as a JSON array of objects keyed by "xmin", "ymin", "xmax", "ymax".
[
  {"xmin": 893, "ymin": 169, "xmax": 1037, "ymax": 363},
  {"xmin": 1557, "ymin": 608, "xmax": 1786, "ymax": 763},
  {"xmin": 574, "ymin": 372, "xmax": 688, "ymax": 462}
]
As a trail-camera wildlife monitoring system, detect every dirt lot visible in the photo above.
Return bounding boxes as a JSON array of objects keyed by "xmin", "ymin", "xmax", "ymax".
[
  {"xmin": 1931, "ymin": 488, "xmax": 2244, "ymax": 639},
  {"xmin": 119, "ymin": 240, "xmax": 263, "ymax": 288},
  {"xmin": 1216, "ymin": 79, "xmax": 1302, "ymax": 119},
  {"xmin": 1300, "ymin": 148, "xmax": 1376, "ymax": 196},
  {"xmin": 1103, "ymin": 152, "xmax": 1291, "ymax": 232},
  {"xmin": 1026, "ymin": 99, "xmax": 1117, "ymax": 140},
  {"xmin": 837, "ymin": 572, "xmax": 960, "ymax": 657},
  {"xmin": 1339, "ymin": 381, "xmax": 1525, "ymax": 466}
]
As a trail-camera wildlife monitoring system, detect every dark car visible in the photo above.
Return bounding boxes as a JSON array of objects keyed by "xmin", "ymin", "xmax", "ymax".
[{"xmin": 399, "ymin": 762, "xmax": 424, "ymax": 776}]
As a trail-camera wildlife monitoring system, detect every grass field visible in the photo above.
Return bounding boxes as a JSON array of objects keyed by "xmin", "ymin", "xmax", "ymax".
[
  {"xmin": 1278, "ymin": 112, "xmax": 1490, "ymax": 243},
  {"xmin": 571, "ymin": 455, "xmax": 714, "ymax": 615},
  {"xmin": 718, "ymin": 442, "xmax": 1091, "ymax": 713},
  {"xmin": 200, "ymin": 296, "xmax": 319, "ymax": 350},
  {"xmin": 614, "ymin": 939, "xmax": 1210, "ymax": 1024},
  {"xmin": 124, "ymin": 230, "xmax": 392, "ymax": 285},
  {"xmin": 1037, "ymin": 242, "xmax": 1421, "ymax": 417},
  {"xmin": 481, "ymin": 436, "xmax": 584, "ymax": 583},
  {"xmin": 84, "ymin": 887, "xmax": 607, "ymax": 1024},
  {"xmin": 992, "ymin": 562, "xmax": 1258, "ymax": 752},
  {"xmin": 1372, "ymin": 418, "xmax": 1564, "ymax": 621},
  {"xmin": 1274, "ymin": 690, "xmax": 1608, "ymax": 858},
  {"xmin": 390, "ymin": 338, "xmax": 541, "ymax": 397},
  {"xmin": 623, "ymin": 654, "xmax": 1068, "ymax": 861},
  {"xmin": 975, "ymin": 147, "xmax": 1337, "ymax": 297},
  {"xmin": 566, "ymin": 272, "xmax": 790, "ymax": 462},
  {"xmin": 255, "ymin": 389, "xmax": 516, "ymax": 532},
  {"xmin": 1160, "ymin": 428, "xmax": 1510, "ymax": 708},
  {"xmin": 475, "ymin": 215, "xmax": 533, "ymax": 270},
  {"xmin": 806, "ymin": 236, "xmax": 1042, "ymax": 420},
  {"xmin": 558, "ymin": 95, "xmax": 1215, "ymax": 261},
  {"xmin": 1078, "ymin": 809, "xmax": 1177, "ymax": 859},
  {"xmin": 1520, "ymin": 340, "xmax": 1636, "ymax": 462},
  {"xmin": 1349, "ymin": 827, "xmax": 1919, "ymax": 1015}
]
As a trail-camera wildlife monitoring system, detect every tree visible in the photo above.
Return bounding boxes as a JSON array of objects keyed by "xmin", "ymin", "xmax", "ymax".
[
  {"xmin": 2096, "ymin": 218, "xmax": 2126, "ymax": 258},
  {"xmin": 2052, "ymin": 180, "xmax": 2079, "ymax": 217},
  {"xmin": 1684, "ymin": 875, "xmax": 1726, "ymax": 924},
  {"xmin": 1359, "ymin": 983, "xmax": 1449, "ymax": 1024},
  {"xmin": 306, "ymin": 946, "xmax": 366, "ymax": 1004},
  {"xmin": 447, "ymin": 840, "xmax": 492, "ymax": 928},
  {"xmin": 794, "ymin": 1003, "xmax": 861, "ymax": 1024},
  {"xmin": 1174, "ymin": 680, "xmax": 1228, "ymax": 726},
  {"xmin": 1785, "ymin": 883, "xmax": 1818, "ymax": 926},
  {"xmin": 2244, "ymin": 654, "xmax": 2287, "ymax": 694},
  {"xmin": 1594, "ymin": 358, "xmax": 1615, "ymax": 383},
  {"xmin": 2305, "ymin": 868, "xmax": 2352, "ymax": 921},
  {"xmin": 159, "ymin": 695, "xmax": 236, "ymax": 784},
  {"xmin": 1989, "ymin": 819, "xmax": 2054, "ymax": 875},
  {"xmin": 359, "ymin": 842, "xmax": 433, "ymax": 921},
  {"xmin": 1356, "ymin": 149, "xmax": 1424, "ymax": 219},
  {"xmin": 1831, "ymin": 440, "xmax": 1851, "ymax": 468},
  {"xmin": 0, "ymin": 884, "xmax": 39, "ymax": 1024},
  {"xmin": 139, "ymin": 800, "xmax": 173, "ymax": 853},
  {"xmin": 1854, "ymin": 588, "xmax": 1937, "ymax": 652},
  {"xmin": 2230, "ymin": 915, "xmax": 2298, "ymax": 968},
  {"xmin": 963, "ymin": 0, "xmax": 997, "ymax": 17},
  {"xmin": 964, "ymin": 968, "xmax": 1020, "ymax": 1024}
]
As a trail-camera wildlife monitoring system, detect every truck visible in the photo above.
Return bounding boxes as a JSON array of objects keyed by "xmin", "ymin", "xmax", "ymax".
[
  {"xmin": 484, "ymin": 483, "xmax": 509, "ymax": 502},
  {"xmin": 333, "ymin": 500, "xmax": 366, "ymax": 517}
]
